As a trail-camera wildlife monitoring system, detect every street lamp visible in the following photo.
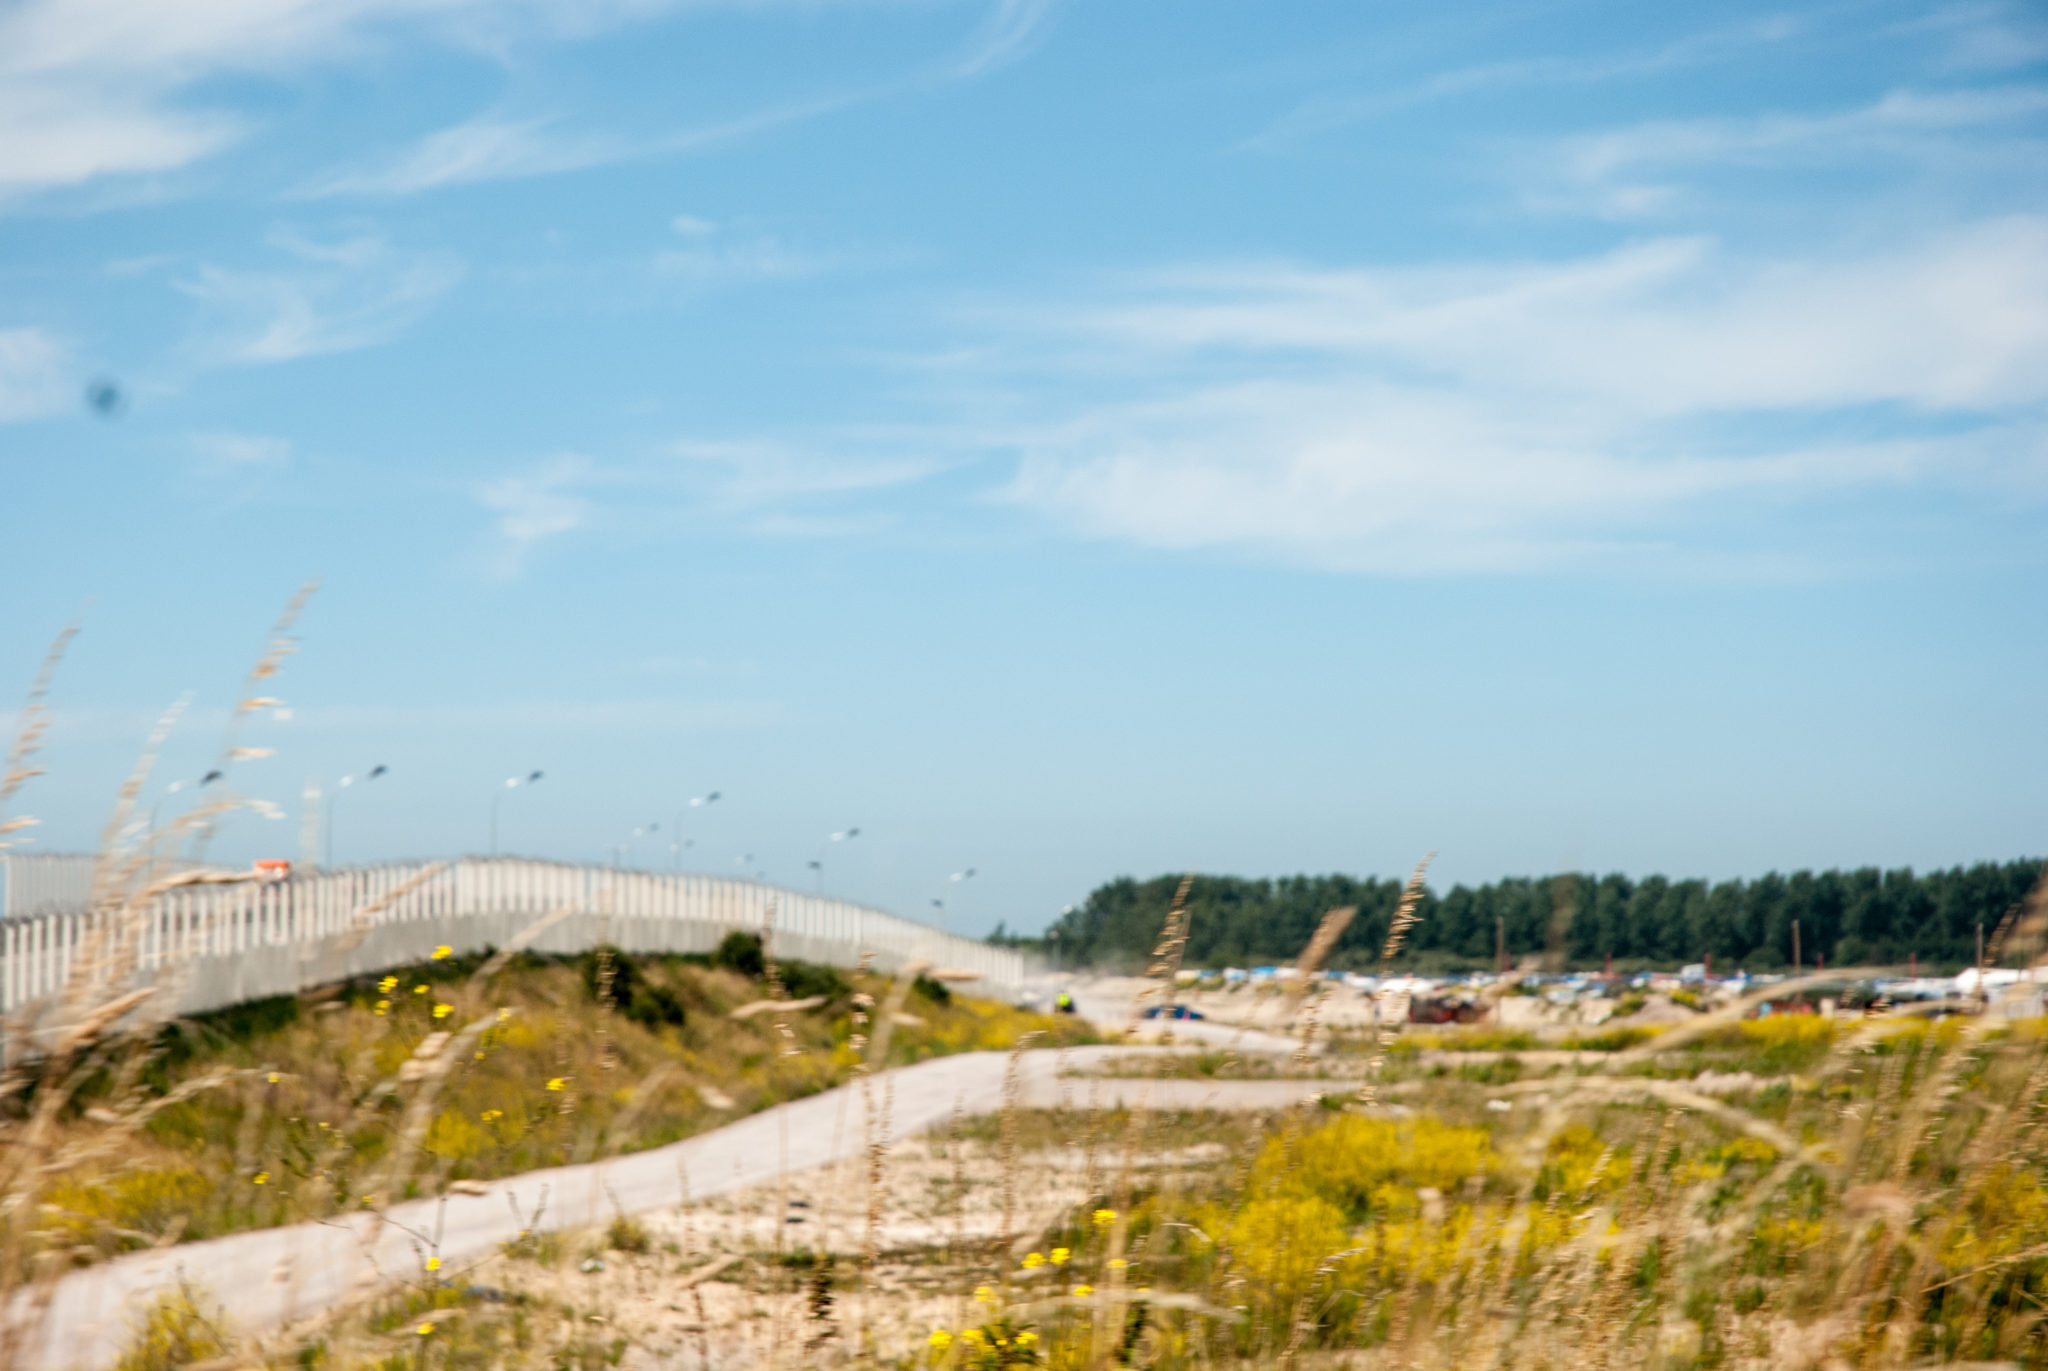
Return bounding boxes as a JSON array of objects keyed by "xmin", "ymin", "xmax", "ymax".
[
  {"xmin": 933, "ymin": 867, "xmax": 976, "ymax": 936},
  {"xmin": 324, "ymin": 764, "xmax": 387, "ymax": 868},
  {"xmin": 489, "ymin": 770, "xmax": 544, "ymax": 855},
  {"xmin": 619, "ymin": 822, "xmax": 658, "ymax": 869},
  {"xmin": 809, "ymin": 827, "xmax": 859, "ymax": 896},
  {"xmin": 672, "ymin": 791, "xmax": 721, "ymax": 871}
]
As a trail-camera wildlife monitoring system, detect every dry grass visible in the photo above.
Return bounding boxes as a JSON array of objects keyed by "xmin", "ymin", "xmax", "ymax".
[
  {"xmin": 4, "ymin": 946, "xmax": 1092, "ymax": 1268},
  {"xmin": 14, "ymin": 609, "xmax": 2048, "ymax": 1371}
]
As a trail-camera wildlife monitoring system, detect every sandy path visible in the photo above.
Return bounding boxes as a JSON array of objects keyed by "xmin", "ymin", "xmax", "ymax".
[{"xmin": 24, "ymin": 1045, "xmax": 1321, "ymax": 1370}]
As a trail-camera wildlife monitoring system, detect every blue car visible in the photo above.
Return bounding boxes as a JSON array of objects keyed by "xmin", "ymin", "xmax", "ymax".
[{"xmin": 1141, "ymin": 1004, "xmax": 1206, "ymax": 1020}]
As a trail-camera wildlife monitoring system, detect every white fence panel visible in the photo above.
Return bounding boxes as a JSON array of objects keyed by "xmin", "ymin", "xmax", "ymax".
[{"xmin": 0, "ymin": 855, "xmax": 1025, "ymax": 1020}]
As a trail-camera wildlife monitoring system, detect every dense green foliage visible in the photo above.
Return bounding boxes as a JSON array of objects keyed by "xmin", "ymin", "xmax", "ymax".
[{"xmin": 1036, "ymin": 860, "xmax": 2043, "ymax": 971}]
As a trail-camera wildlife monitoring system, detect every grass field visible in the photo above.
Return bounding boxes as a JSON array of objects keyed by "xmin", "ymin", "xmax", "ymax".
[{"xmin": 11, "ymin": 935, "xmax": 1092, "ymax": 1271}]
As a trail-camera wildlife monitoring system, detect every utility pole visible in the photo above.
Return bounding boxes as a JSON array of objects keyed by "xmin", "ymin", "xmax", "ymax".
[
  {"xmin": 1495, "ymin": 916, "xmax": 1506, "ymax": 976},
  {"xmin": 1792, "ymin": 919, "xmax": 1801, "ymax": 974}
]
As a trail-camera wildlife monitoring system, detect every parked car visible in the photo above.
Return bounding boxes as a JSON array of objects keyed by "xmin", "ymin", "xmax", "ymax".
[
  {"xmin": 1141, "ymin": 1004, "xmax": 1206, "ymax": 1020},
  {"xmin": 1407, "ymin": 995, "xmax": 1485, "ymax": 1025}
]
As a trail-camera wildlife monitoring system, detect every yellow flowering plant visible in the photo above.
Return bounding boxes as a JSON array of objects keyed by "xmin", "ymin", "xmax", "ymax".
[{"xmin": 928, "ymin": 1318, "xmax": 1043, "ymax": 1369}]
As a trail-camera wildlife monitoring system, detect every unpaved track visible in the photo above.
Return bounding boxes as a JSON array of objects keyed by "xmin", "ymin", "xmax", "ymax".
[{"xmin": 27, "ymin": 1044, "xmax": 1326, "ymax": 1370}]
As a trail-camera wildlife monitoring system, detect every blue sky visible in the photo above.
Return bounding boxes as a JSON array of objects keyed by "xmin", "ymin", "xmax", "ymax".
[{"xmin": 3, "ymin": 0, "xmax": 2045, "ymax": 935}]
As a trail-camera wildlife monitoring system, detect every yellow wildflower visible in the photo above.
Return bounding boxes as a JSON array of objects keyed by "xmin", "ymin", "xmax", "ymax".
[
  {"xmin": 414, "ymin": 984, "xmax": 429, "ymax": 995},
  {"xmin": 481, "ymin": 1109, "xmax": 503, "ymax": 1122},
  {"xmin": 961, "ymin": 1328, "xmax": 986, "ymax": 1344},
  {"xmin": 266, "ymin": 1072, "xmax": 280, "ymax": 1084},
  {"xmin": 252, "ymin": 1171, "xmax": 270, "ymax": 1185},
  {"xmin": 1072, "ymin": 1284, "xmax": 1094, "ymax": 1298},
  {"xmin": 1022, "ymin": 1252, "xmax": 1045, "ymax": 1269},
  {"xmin": 1108, "ymin": 1258, "xmax": 1128, "ymax": 1270},
  {"xmin": 497, "ymin": 1008, "xmax": 512, "ymax": 1022},
  {"xmin": 417, "ymin": 1322, "xmax": 435, "ymax": 1337},
  {"xmin": 1050, "ymin": 1247, "xmax": 1070, "ymax": 1264},
  {"xmin": 425, "ymin": 1257, "xmax": 442, "ymax": 1271},
  {"xmin": 374, "ymin": 1000, "xmax": 389, "ymax": 1015},
  {"xmin": 432, "ymin": 944, "xmax": 453, "ymax": 960},
  {"xmin": 1017, "ymin": 1330, "xmax": 1039, "ymax": 1346},
  {"xmin": 547, "ymin": 1077, "xmax": 568, "ymax": 1092},
  {"xmin": 927, "ymin": 1330, "xmax": 953, "ymax": 1350},
  {"xmin": 378, "ymin": 975, "xmax": 398, "ymax": 993},
  {"xmin": 1093, "ymin": 1208, "xmax": 1115, "ymax": 1226},
  {"xmin": 974, "ymin": 1284, "xmax": 995, "ymax": 1304},
  {"xmin": 433, "ymin": 1003, "xmax": 453, "ymax": 1019}
]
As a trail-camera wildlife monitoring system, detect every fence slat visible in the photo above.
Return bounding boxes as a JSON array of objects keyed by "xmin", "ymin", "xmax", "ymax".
[{"xmin": 0, "ymin": 856, "xmax": 1026, "ymax": 1017}]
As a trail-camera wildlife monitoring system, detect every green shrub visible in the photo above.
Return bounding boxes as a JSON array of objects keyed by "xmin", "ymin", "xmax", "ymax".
[
  {"xmin": 577, "ymin": 947, "xmax": 686, "ymax": 1029},
  {"xmin": 605, "ymin": 1214, "xmax": 650, "ymax": 1254},
  {"xmin": 115, "ymin": 1286, "xmax": 228, "ymax": 1371},
  {"xmin": 712, "ymin": 931, "xmax": 765, "ymax": 978},
  {"xmin": 781, "ymin": 959, "xmax": 849, "ymax": 1003}
]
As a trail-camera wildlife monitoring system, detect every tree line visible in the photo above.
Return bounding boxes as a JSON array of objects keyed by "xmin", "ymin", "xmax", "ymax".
[{"xmin": 1010, "ymin": 860, "xmax": 2045, "ymax": 973}]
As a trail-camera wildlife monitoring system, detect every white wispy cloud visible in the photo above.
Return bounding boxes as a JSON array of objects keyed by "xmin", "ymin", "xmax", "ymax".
[
  {"xmin": 1542, "ymin": 84, "xmax": 2048, "ymax": 218},
  {"xmin": 189, "ymin": 431, "xmax": 293, "ymax": 475},
  {"xmin": 300, "ymin": 115, "xmax": 629, "ymax": 197},
  {"xmin": 975, "ymin": 218, "xmax": 2048, "ymax": 574},
  {"xmin": 0, "ymin": 0, "xmax": 958, "ymax": 203},
  {"xmin": 652, "ymin": 232, "xmax": 830, "ymax": 286},
  {"xmin": 671, "ymin": 439, "xmax": 944, "ymax": 511},
  {"xmin": 474, "ymin": 454, "xmax": 600, "ymax": 575},
  {"xmin": 1894, "ymin": 2, "xmax": 2048, "ymax": 71},
  {"xmin": 0, "ymin": 327, "xmax": 73, "ymax": 422},
  {"xmin": 1245, "ymin": 14, "xmax": 1805, "ymax": 151},
  {"xmin": 952, "ymin": 0, "xmax": 1062, "ymax": 79},
  {"xmin": 299, "ymin": 0, "xmax": 1061, "ymax": 199},
  {"xmin": 178, "ymin": 230, "xmax": 464, "ymax": 364}
]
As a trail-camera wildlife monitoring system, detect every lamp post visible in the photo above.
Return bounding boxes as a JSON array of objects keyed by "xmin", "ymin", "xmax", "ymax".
[
  {"xmin": 672, "ymin": 791, "xmax": 721, "ymax": 871},
  {"xmin": 489, "ymin": 770, "xmax": 544, "ymax": 856},
  {"xmin": 620, "ymin": 822, "xmax": 658, "ymax": 869},
  {"xmin": 809, "ymin": 827, "xmax": 859, "ymax": 897},
  {"xmin": 324, "ymin": 764, "xmax": 387, "ymax": 868},
  {"xmin": 934, "ymin": 867, "xmax": 976, "ymax": 938}
]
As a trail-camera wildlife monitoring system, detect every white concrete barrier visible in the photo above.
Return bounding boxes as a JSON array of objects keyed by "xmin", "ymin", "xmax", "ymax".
[{"xmin": 0, "ymin": 855, "xmax": 1023, "ymax": 1020}]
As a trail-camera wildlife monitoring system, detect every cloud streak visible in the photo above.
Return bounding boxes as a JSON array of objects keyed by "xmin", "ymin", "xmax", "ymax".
[
  {"xmin": 1244, "ymin": 14, "xmax": 1805, "ymax": 152},
  {"xmin": 475, "ymin": 455, "xmax": 600, "ymax": 575},
  {"xmin": 1546, "ymin": 84, "xmax": 2048, "ymax": 217},
  {"xmin": 178, "ymin": 230, "xmax": 464, "ymax": 364},
  {"xmin": 0, "ymin": 328, "xmax": 73, "ymax": 422},
  {"xmin": 974, "ymin": 218, "xmax": 2048, "ymax": 574}
]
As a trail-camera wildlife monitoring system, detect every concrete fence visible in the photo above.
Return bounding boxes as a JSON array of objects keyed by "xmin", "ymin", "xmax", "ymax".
[
  {"xmin": 0, "ymin": 855, "xmax": 1024, "ymax": 1020},
  {"xmin": 0, "ymin": 852, "xmax": 96, "ymax": 923}
]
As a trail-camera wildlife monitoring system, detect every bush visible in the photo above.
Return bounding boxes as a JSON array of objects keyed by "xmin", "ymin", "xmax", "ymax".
[
  {"xmin": 605, "ymin": 1214, "xmax": 650, "ymax": 1254},
  {"xmin": 577, "ymin": 947, "xmax": 686, "ymax": 1029},
  {"xmin": 115, "ymin": 1286, "xmax": 228, "ymax": 1371},
  {"xmin": 912, "ymin": 973, "xmax": 953, "ymax": 1007},
  {"xmin": 781, "ymin": 959, "xmax": 848, "ymax": 1002},
  {"xmin": 712, "ymin": 931, "xmax": 765, "ymax": 978}
]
